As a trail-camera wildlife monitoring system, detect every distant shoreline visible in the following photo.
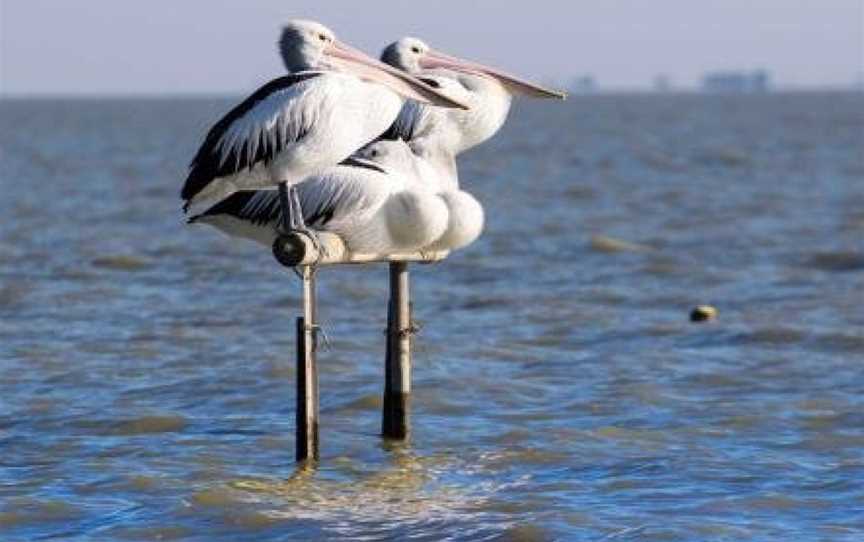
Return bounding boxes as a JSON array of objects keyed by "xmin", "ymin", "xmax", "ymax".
[{"xmin": 2, "ymin": 88, "xmax": 862, "ymax": 101}]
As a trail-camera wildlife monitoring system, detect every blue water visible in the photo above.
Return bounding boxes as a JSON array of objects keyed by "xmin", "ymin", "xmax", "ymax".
[{"xmin": 1, "ymin": 92, "xmax": 863, "ymax": 540}]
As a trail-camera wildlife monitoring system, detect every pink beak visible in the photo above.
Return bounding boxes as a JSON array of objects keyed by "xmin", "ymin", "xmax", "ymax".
[
  {"xmin": 328, "ymin": 41, "xmax": 470, "ymax": 110},
  {"xmin": 419, "ymin": 50, "xmax": 566, "ymax": 100}
]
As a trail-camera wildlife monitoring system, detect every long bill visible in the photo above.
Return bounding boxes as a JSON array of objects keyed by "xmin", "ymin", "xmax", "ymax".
[
  {"xmin": 420, "ymin": 50, "xmax": 567, "ymax": 99},
  {"xmin": 328, "ymin": 41, "xmax": 470, "ymax": 110}
]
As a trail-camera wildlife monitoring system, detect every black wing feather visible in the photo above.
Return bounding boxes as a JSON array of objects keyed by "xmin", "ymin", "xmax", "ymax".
[
  {"xmin": 189, "ymin": 188, "xmax": 338, "ymax": 229},
  {"xmin": 181, "ymin": 73, "xmax": 322, "ymax": 204},
  {"xmin": 188, "ymin": 191, "xmax": 281, "ymax": 227},
  {"xmin": 379, "ymin": 115, "xmax": 417, "ymax": 142},
  {"xmin": 378, "ymin": 78, "xmax": 440, "ymax": 142}
]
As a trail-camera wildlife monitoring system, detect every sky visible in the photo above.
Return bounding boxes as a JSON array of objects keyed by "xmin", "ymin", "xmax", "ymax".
[{"xmin": 1, "ymin": 0, "xmax": 861, "ymax": 95}]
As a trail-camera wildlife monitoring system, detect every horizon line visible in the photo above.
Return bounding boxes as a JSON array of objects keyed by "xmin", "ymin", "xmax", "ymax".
[{"xmin": 2, "ymin": 84, "xmax": 862, "ymax": 101}]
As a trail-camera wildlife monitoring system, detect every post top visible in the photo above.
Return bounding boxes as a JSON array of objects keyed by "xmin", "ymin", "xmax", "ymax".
[{"xmin": 273, "ymin": 231, "xmax": 449, "ymax": 267}]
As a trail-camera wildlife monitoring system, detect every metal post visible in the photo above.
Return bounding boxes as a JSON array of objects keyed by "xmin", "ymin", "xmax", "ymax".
[
  {"xmin": 296, "ymin": 265, "xmax": 319, "ymax": 462},
  {"xmin": 382, "ymin": 262, "xmax": 411, "ymax": 439}
]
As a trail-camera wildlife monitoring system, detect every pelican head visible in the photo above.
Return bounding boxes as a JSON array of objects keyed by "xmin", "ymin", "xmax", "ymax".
[
  {"xmin": 353, "ymin": 139, "xmax": 415, "ymax": 174},
  {"xmin": 278, "ymin": 20, "xmax": 338, "ymax": 70},
  {"xmin": 381, "ymin": 36, "xmax": 566, "ymax": 100},
  {"xmin": 381, "ymin": 37, "xmax": 431, "ymax": 72},
  {"xmin": 278, "ymin": 20, "xmax": 468, "ymax": 110}
]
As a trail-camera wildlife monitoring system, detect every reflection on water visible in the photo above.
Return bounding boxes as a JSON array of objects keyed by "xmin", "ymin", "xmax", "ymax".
[
  {"xmin": 1, "ymin": 92, "xmax": 863, "ymax": 540},
  {"xmin": 233, "ymin": 451, "xmax": 493, "ymax": 527}
]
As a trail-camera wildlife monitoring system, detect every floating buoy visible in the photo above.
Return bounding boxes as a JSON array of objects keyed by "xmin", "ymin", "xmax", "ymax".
[{"xmin": 690, "ymin": 305, "xmax": 718, "ymax": 322}]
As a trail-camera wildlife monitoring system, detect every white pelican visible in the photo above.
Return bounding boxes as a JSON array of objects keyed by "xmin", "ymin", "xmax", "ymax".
[
  {"xmin": 188, "ymin": 140, "xmax": 449, "ymax": 254},
  {"xmin": 380, "ymin": 37, "xmax": 565, "ymax": 152},
  {"xmin": 181, "ymin": 20, "xmax": 467, "ymax": 212}
]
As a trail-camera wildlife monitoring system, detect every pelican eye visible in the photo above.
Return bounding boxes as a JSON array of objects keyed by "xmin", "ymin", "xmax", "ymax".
[
  {"xmin": 318, "ymin": 33, "xmax": 327, "ymax": 42},
  {"xmin": 370, "ymin": 149, "xmax": 379, "ymax": 158},
  {"xmin": 411, "ymin": 46, "xmax": 420, "ymax": 54}
]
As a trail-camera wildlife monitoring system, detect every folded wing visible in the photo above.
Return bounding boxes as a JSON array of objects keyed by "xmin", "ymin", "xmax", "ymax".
[{"xmin": 181, "ymin": 72, "xmax": 324, "ymax": 208}]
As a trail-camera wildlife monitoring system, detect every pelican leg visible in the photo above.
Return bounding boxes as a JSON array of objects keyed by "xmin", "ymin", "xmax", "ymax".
[
  {"xmin": 289, "ymin": 185, "xmax": 324, "ymax": 260},
  {"xmin": 289, "ymin": 186, "xmax": 308, "ymax": 232},
  {"xmin": 275, "ymin": 182, "xmax": 308, "ymax": 275},
  {"xmin": 277, "ymin": 182, "xmax": 309, "ymax": 234},
  {"xmin": 277, "ymin": 181, "xmax": 292, "ymax": 235},
  {"xmin": 274, "ymin": 182, "xmax": 321, "ymax": 271}
]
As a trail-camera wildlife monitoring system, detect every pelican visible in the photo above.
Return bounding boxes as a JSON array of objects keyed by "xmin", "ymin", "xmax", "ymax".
[
  {"xmin": 380, "ymin": 37, "xmax": 565, "ymax": 153},
  {"xmin": 189, "ymin": 140, "xmax": 449, "ymax": 254},
  {"xmin": 180, "ymin": 20, "xmax": 467, "ymax": 212}
]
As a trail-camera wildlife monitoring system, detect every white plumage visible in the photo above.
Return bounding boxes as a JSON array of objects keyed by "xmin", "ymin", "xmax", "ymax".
[
  {"xmin": 189, "ymin": 140, "xmax": 449, "ymax": 254},
  {"xmin": 181, "ymin": 21, "xmax": 466, "ymax": 213},
  {"xmin": 408, "ymin": 135, "xmax": 485, "ymax": 252},
  {"xmin": 183, "ymin": 73, "xmax": 404, "ymax": 211},
  {"xmin": 388, "ymin": 75, "xmax": 487, "ymax": 252}
]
